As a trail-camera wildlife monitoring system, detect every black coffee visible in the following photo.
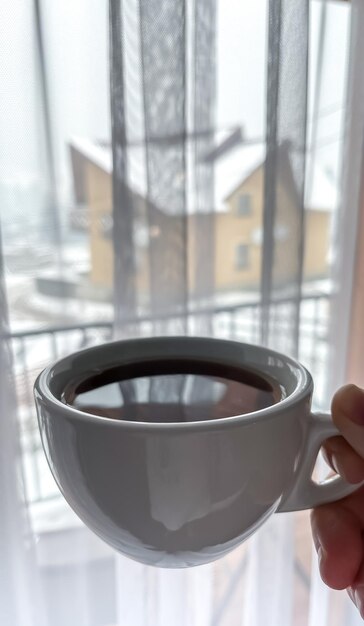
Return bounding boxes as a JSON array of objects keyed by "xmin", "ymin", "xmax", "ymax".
[{"xmin": 64, "ymin": 359, "xmax": 282, "ymax": 423}]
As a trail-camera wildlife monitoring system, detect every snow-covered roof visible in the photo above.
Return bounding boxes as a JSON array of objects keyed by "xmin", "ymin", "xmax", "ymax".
[
  {"xmin": 70, "ymin": 136, "xmax": 339, "ymax": 214},
  {"xmin": 305, "ymin": 160, "xmax": 338, "ymax": 212},
  {"xmin": 214, "ymin": 142, "xmax": 338, "ymax": 213},
  {"xmin": 214, "ymin": 142, "xmax": 264, "ymax": 211},
  {"xmin": 70, "ymin": 137, "xmax": 112, "ymax": 174}
]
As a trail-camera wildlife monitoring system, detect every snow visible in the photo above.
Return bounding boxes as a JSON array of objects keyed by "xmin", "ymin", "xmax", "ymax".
[
  {"xmin": 70, "ymin": 136, "xmax": 112, "ymax": 174},
  {"xmin": 306, "ymin": 159, "xmax": 338, "ymax": 211},
  {"xmin": 215, "ymin": 143, "xmax": 265, "ymax": 211}
]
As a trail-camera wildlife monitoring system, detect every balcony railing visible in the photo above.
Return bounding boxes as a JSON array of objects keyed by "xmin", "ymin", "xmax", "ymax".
[{"xmin": 8, "ymin": 291, "xmax": 331, "ymax": 504}]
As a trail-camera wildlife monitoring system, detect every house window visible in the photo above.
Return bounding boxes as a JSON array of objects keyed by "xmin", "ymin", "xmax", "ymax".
[
  {"xmin": 237, "ymin": 194, "xmax": 252, "ymax": 216},
  {"xmin": 99, "ymin": 214, "xmax": 113, "ymax": 239},
  {"xmin": 235, "ymin": 243, "xmax": 250, "ymax": 270}
]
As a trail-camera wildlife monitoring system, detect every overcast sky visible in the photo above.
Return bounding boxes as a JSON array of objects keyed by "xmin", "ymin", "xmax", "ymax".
[{"xmin": 0, "ymin": 0, "xmax": 351, "ymax": 200}]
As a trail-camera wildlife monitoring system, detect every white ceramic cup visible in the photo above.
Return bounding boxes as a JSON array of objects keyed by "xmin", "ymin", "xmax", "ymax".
[{"xmin": 34, "ymin": 336, "xmax": 359, "ymax": 568}]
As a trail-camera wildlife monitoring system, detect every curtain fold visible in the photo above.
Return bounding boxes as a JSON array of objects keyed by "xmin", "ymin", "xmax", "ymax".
[
  {"xmin": 115, "ymin": 555, "xmax": 213, "ymax": 626},
  {"xmin": 0, "ymin": 234, "xmax": 44, "ymax": 626},
  {"xmin": 110, "ymin": 0, "xmax": 138, "ymax": 326},
  {"xmin": 242, "ymin": 1, "xmax": 309, "ymax": 622},
  {"xmin": 261, "ymin": 0, "xmax": 309, "ymax": 356},
  {"xmin": 190, "ymin": 0, "xmax": 216, "ymax": 309},
  {"xmin": 242, "ymin": 516, "xmax": 294, "ymax": 626}
]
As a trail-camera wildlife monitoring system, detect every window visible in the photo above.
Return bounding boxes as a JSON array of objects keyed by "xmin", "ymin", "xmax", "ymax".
[
  {"xmin": 237, "ymin": 193, "xmax": 252, "ymax": 216},
  {"xmin": 1, "ymin": 1, "xmax": 355, "ymax": 625},
  {"xmin": 99, "ymin": 214, "xmax": 113, "ymax": 239},
  {"xmin": 235, "ymin": 243, "xmax": 250, "ymax": 269}
]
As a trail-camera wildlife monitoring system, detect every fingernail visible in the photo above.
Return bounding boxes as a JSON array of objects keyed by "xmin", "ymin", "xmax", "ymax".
[
  {"xmin": 312, "ymin": 532, "xmax": 321, "ymax": 555},
  {"xmin": 354, "ymin": 590, "xmax": 364, "ymax": 618},
  {"xmin": 317, "ymin": 546, "xmax": 327, "ymax": 571},
  {"xmin": 331, "ymin": 454, "xmax": 340, "ymax": 475},
  {"xmin": 343, "ymin": 386, "xmax": 364, "ymax": 425}
]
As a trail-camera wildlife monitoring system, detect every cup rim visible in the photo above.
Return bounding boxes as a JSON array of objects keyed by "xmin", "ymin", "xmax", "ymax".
[{"xmin": 34, "ymin": 336, "xmax": 313, "ymax": 432}]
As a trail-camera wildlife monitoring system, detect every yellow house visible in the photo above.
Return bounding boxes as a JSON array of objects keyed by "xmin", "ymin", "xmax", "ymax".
[
  {"xmin": 214, "ymin": 148, "xmax": 332, "ymax": 292},
  {"xmin": 69, "ymin": 138, "xmax": 333, "ymax": 300}
]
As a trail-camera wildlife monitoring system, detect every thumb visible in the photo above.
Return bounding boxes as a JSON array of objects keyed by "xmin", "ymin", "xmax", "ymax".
[{"xmin": 332, "ymin": 385, "xmax": 364, "ymax": 460}]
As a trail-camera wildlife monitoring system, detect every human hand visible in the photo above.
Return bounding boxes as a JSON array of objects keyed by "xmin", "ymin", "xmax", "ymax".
[{"xmin": 311, "ymin": 385, "xmax": 364, "ymax": 617}]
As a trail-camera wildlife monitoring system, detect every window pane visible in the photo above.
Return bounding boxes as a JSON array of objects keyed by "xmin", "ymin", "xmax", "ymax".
[
  {"xmin": 238, "ymin": 194, "xmax": 252, "ymax": 215},
  {"xmin": 235, "ymin": 244, "xmax": 250, "ymax": 270}
]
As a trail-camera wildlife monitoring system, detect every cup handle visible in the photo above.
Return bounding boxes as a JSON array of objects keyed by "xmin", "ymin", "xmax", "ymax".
[{"xmin": 278, "ymin": 412, "xmax": 361, "ymax": 512}]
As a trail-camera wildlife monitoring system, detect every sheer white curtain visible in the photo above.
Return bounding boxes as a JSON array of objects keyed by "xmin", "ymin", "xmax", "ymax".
[{"xmin": 1, "ymin": 0, "xmax": 363, "ymax": 625}]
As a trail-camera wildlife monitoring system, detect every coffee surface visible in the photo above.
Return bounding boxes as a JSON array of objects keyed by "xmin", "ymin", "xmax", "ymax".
[{"xmin": 65, "ymin": 360, "xmax": 281, "ymax": 423}]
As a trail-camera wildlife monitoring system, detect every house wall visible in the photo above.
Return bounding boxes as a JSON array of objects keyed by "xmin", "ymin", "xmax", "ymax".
[
  {"xmin": 216, "ymin": 171, "xmax": 330, "ymax": 290},
  {"xmin": 84, "ymin": 162, "xmax": 113, "ymax": 288},
  {"xmin": 187, "ymin": 214, "xmax": 215, "ymax": 297},
  {"xmin": 215, "ymin": 167, "xmax": 264, "ymax": 290},
  {"xmin": 303, "ymin": 210, "xmax": 330, "ymax": 279},
  {"xmin": 215, "ymin": 167, "xmax": 311, "ymax": 290},
  {"xmin": 85, "ymin": 162, "xmax": 150, "ymax": 296}
]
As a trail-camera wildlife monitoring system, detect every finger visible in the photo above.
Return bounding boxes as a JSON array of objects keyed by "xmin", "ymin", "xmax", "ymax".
[
  {"xmin": 349, "ymin": 539, "xmax": 364, "ymax": 620},
  {"xmin": 311, "ymin": 503, "xmax": 362, "ymax": 589},
  {"xmin": 331, "ymin": 385, "xmax": 364, "ymax": 458},
  {"xmin": 322, "ymin": 436, "xmax": 364, "ymax": 484},
  {"xmin": 339, "ymin": 484, "xmax": 364, "ymax": 524},
  {"xmin": 349, "ymin": 589, "xmax": 364, "ymax": 621}
]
